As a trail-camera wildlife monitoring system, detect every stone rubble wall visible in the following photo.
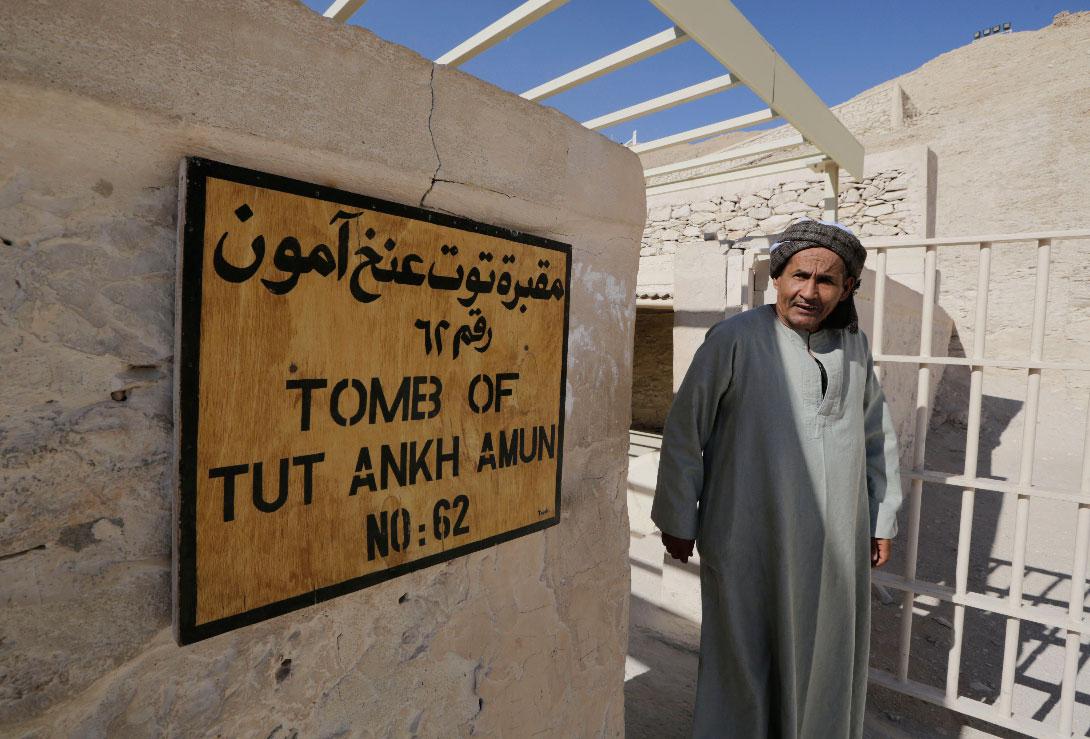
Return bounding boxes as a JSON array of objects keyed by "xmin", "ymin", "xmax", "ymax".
[
  {"xmin": 0, "ymin": 1, "xmax": 644, "ymax": 736},
  {"xmin": 641, "ymin": 167, "xmax": 915, "ymax": 257}
]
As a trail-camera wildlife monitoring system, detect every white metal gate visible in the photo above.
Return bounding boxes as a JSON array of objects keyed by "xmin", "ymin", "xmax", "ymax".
[{"xmin": 749, "ymin": 229, "xmax": 1090, "ymax": 737}]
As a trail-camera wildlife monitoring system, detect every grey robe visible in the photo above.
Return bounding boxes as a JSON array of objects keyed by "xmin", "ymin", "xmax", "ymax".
[{"xmin": 651, "ymin": 304, "xmax": 903, "ymax": 739}]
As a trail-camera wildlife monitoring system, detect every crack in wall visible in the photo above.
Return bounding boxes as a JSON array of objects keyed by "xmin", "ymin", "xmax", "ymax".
[
  {"xmin": 0, "ymin": 544, "xmax": 46, "ymax": 562},
  {"xmin": 420, "ymin": 65, "xmax": 441, "ymax": 208},
  {"xmin": 430, "ymin": 178, "xmax": 514, "ymax": 200}
]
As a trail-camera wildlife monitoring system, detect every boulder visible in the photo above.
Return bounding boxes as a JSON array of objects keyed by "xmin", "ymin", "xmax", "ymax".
[
  {"xmin": 691, "ymin": 200, "xmax": 718, "ymax": 212},
  {"xmin": 671, "ymin": 204, "xmax": 690, "ymax": 219},
  {"xmin": 768, "ymin": 191, "xmax": 796, "ymax": 208},
  {"xmin": 648, "ymin": 206, "xmax": 671, "ymax": 221},
  {"xmin": 758, "ymin": 214, "xmax": 795, "ymax": 233},
  {"xmin": 773, "ymin": 201, "xmax": 811, "ymax": 215},
  {"xmin": 800, "ymin": 187, "xmax": 825, "ymax": 207},
  {"xmin": 782, "ymin": 180, "xmax": 815, "ymax": 191},
  {"xmin": 723, "ymin": 215, "xmax": 758, "ymax": 230},
  {"xmin": 863, "ymin": 202, "xmax": 895, "ymax": 217}
]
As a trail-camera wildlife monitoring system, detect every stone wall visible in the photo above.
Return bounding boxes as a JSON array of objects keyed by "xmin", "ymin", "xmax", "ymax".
[
  {"xmin": 642, "ymin": 166, "xmax": 916, "ymax": 257},
  {"xmin": 631, "ymin": 147, "xmax": 937, "ymax": 437},
  {"xmin": 0, "ymin": 1, "xmax": 645, "ymax": 735}
]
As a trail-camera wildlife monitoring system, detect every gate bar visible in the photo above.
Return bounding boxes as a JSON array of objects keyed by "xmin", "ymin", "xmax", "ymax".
[
  {"xmin": 998, "ymin": 238, "xmax": 1052, "ymax": 717},
  {"xmin": 1059, "ymin": 403, "xmax": 1090, "ymax": 734},
  {"xmin": 872, "ymin": 355, "xmax": 1087, "ymax": 372},
  {"xmin": 946, "ymin": 242, "xmax": 992, "ymax": 701},
  {"xmin": 906, "ymin": 470, "xmax": 1088, "ymax": 506},
  {"xmin": 874, "ymin": 570, "xmax": 1090, "ymax": 635},
  {"xmin": 897, "ymin": 243, "xmax": 938, "ymax": 681},
  {"xmin": 871, "ymin": 248, "xmax": 888, "ymax": 383},
  {"xmin": 869, "ymin": 668, "xmax": 1054, "ymax": 739}
]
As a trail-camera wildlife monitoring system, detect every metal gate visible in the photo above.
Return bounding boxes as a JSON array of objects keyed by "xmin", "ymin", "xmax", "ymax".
[{"xmin": 745, "ymin": 229, "xmax": 1090, "ymax": 737}]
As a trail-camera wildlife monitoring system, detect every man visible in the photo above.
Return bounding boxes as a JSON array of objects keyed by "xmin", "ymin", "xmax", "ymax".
[{"xmin": 651, "ymin": 218, "xmax": 903, "ymax": 738}]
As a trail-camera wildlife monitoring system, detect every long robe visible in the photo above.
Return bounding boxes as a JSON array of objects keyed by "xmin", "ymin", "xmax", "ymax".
[{"xmin": 651, "ymin": 304, "xmax": 903, "ymax": 738}]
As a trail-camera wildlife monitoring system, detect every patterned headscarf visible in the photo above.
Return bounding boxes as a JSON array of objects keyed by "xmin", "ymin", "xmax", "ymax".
[{"xmin": 769, "ymin": 219, "xmax": 865, "ymax": 333}]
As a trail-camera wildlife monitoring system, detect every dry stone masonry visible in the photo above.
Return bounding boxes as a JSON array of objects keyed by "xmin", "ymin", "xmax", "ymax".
[{"xmin": 641, "ymin": 168, "xmax": 915, "ymax": 257}]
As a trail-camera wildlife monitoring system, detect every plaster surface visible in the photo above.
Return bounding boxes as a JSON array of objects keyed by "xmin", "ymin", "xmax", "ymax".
[{"xmin": 0, "ymin": 1, "xmax": 644, "ymax": 735}]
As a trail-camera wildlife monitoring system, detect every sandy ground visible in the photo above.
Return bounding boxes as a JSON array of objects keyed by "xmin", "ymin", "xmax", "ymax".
[{"xmin": 625, "ymin": 369, "xmax": 1090, "ymax": 737}]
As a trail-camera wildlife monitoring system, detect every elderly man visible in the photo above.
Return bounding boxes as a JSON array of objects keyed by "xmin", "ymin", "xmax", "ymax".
[{"xmin": 651, "ymin": 219, "xmax": 903, "ymax": 738}]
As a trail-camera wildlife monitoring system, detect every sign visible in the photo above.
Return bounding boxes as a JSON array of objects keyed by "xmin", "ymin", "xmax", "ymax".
[{"xmin": 174, "ymin": 158, "xmax": 569, "ymax": 644}]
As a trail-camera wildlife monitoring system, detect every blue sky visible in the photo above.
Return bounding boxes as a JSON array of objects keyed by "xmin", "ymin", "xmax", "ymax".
[{"xmin": 301, "ymin": 1, "xmax": 1084, "ymax": 144}]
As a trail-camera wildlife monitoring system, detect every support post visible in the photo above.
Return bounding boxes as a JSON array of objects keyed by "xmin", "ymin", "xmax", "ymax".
[
  {"xmin": 822, "ymin": 160, "xmax": 839, "ymax": 222},
  {"xmin": 671, "ymin": 240, "xmax": 732, "ymax": 394}
]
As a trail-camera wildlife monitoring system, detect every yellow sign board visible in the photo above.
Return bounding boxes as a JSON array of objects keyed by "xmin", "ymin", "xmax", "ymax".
[{"xmin": 174, "ymin": 158, "xmax": 569, "ymax": 644}]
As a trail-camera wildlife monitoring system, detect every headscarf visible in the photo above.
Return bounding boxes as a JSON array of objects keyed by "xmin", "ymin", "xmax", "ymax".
[{"xmin": 769, "ymin": 218, "xmax": 866, "ymax": 333}]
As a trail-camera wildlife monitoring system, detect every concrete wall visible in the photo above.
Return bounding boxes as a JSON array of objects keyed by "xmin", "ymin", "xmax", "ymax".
[{"xmin": 0, "ymin": 1, "xmax": 645, "ymax": 735}]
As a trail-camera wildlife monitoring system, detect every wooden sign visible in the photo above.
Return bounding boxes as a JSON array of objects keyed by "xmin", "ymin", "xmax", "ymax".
[{"xmin": 174, "ymin": 158, "xmax": 569, "ymax": 644}]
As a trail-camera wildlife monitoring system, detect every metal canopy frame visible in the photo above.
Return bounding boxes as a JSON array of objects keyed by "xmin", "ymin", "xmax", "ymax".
[{"xmin": 321, "ymin": 0, "xmax": 865, "ymax": 196}]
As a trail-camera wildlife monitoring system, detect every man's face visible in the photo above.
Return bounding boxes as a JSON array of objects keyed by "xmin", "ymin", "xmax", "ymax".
[{"xmin": 772, "ymin": 247, "xmax": 856, "ymax": 332}]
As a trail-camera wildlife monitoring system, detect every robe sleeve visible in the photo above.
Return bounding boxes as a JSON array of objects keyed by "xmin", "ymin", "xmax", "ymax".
[
  {"xmin": 650, "ymin": 324, "xmax": 734, "ymax": 540},
  {"xmin": 862, "ymin": 341, "xmax": 904, "ymax": 539}
]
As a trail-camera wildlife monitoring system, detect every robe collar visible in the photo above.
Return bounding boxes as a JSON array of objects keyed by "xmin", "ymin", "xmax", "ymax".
[{"xmin": 769, "ymin": 305, "xmax": 837, "ymax": 351}]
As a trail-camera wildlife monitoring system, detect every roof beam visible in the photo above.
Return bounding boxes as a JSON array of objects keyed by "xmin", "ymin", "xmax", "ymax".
[
  {"xmin": 322, "ymin": 0, "xmax": 367, "ymax": 22},
  {"xmin": 437, "ymin": 0, "xmax": 569, "ymax": 68},
  {"xmin": 647, "ymin": 0, "xmax": 863, "ymax": 178},
  {"xmin": 522, "ymin": 26, "xmax": 688, "ymax": 101},
  {"xmin": 582, "ymin": 74, "xmax": 737, "ymax": 131},
  {"xmin": 646, "ymin": 154, "xmax": 826, "ymax": 197},
  {"xmin": 630, "ymin": 108, "xmax": 777, "ymax": 154},
  {"xmin": 644, "ymin": 133, "xmax": 806, "ymax": 177}
]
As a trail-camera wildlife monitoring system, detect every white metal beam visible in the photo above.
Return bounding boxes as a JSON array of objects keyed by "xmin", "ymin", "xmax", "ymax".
[
  {"xmin": 582, "ymin": 74, "xmax": 738, "ymax": 131},
  {"xmin": 322, "ymin": 0, "xmax": 367, "ymax": 22},
  {"xmin": 437, "ymin": 0, "xmax": 569, "ymax": 68},
  {"xmin": 646, "ymin": 153, "xmax": 825, "ymax": 197},
  {"xmin": 522, "ymin": 26, "xmax": 688, "ymax": 102},
  {"xmin": 630, "ymin": 108, "xmax": 777, "ymax": 154},
  {"xmin": 644, "ymin": 133, "xmax": 805, "ymax": 178},
  {"xmin": 647, "ymin": 0, "xmax": 864, "ymax": 178}
]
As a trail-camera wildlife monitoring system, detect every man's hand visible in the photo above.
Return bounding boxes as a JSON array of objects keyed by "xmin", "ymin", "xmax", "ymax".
[
  {"xmin": 871, "ymin": 538, "xmax": 892, "ymax": 568},
  {"xmin": 661, "ymin": 532, "xmax": 695, "ymax": 563}
]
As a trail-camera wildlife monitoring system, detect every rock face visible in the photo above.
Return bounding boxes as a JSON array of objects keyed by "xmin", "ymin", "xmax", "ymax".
[{"xmin": 0, "ymin": 0, "xmax": 644, "ymax": 735}]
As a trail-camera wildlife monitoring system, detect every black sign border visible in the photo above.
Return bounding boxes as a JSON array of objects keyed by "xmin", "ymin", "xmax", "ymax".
[{"xmin": 175, "ymin": 157, "xmax": 570, "ymax": 645}]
